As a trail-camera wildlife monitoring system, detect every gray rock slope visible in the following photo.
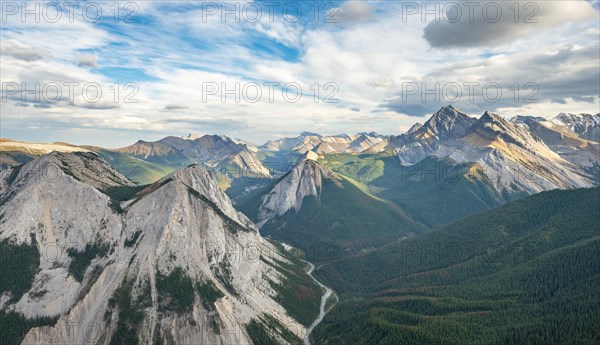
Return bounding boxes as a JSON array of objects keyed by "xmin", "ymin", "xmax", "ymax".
[
  {"xmin": 553, "ymin": 113, "xmax": 600, "ymax": 142},
  {"xmin": 0, "ymin": 152, "xmax": 307, "ymax": 344},
  {"xmin": 511, "ymin": 115, "xmax": 600, "ymax": 168},
  {"xmin": 256, "ymin": 158, "xmax": 334, "ymax": 227}
]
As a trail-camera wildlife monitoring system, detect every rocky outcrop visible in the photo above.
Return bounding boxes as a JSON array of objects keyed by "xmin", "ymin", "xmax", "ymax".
[{"xmin": 228, "ymin": 150, "xmax": 271, "ymax": 177}]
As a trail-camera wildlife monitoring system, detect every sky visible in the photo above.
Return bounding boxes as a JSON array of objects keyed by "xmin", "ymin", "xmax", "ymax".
[{"xmin": 1, "ymin": 0, "xmax": 599, "ymax": 147}]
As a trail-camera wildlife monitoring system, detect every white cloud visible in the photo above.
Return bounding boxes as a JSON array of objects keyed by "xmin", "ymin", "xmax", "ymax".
[
  {"xmin": 1, "ymin": 39, "xmax": 51, "ymax": 61},
  {"xmin": 424, "ymin": 1, "xmax": 597, "ymax": 48},
  {"xmin": 162, "ymin": 104, "xmax": 189, "ymax": 112},
  {"xmin": 77, "ymin": 55, "xmax": 98, "ymax": 68},
  {"xmin": 328, "ymin": 1, "xmax": 374, "ymax": 23},
  {"xmin": 253, "ymin": 19, "xmax": 303, "ymax": 46}
]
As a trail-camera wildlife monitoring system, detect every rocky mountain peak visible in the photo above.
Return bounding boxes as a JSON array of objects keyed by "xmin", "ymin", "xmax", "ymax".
[
  {"xmin": 256, "ymin": 159, "xmax": 333, "ymax": 227},
  {"xmin": 154, "ymin": 163, "xmax": 256, "ymax": 227},
  {"xmin": 184, "ymin": 133, "xmax": 203, "ymax": 140},
  {"xmin": 510, "ymin": 115, "xmax": 546, "ymax": 124},
  {"xmin": 157, "ymin": 134, "xmax": 247, "ymax": 161},
  {"xmin": 6, "ymin": 151, "xmax": 134, "ymax": 193},
  {"xmin": 388, "ymin": 107, "xmax": 476, "ymax": 163},
  {"xmin": 506, "ymin": 114, "xmax": 600, "ymax": 167},
  {"xmin": 471, "ymin": 111, "xmax": 542, "ymax": 147},
  {"xmin": 555, "ymin": 112, "xmax": 598, "ymax": 122},
  {"xmin": 479, "ymin": 110, "xmax": 500, "ymax": 122},
  {"xmin": 406, "ymin": 123, "xmax": 423, "ymax": 135},
  {"xmin": 358, "ymin": 131, "xmax": 384, "ymax": 138},
  {"xmin": 438, "ymin": 110, "xmax": 595, "ymax": 194},
  {"xmin": 300, "ymin": 150, "xmax": 320, "ymax": 162},
  {"xmin": 118, "ymin": 139, "xmax": 176, "ymax": 158},
  {"xmin": 477, "ymin": 111, "xmax": 529, "ymax": 135},
  {"xmin": 430, "ymin": 105, "xmax": 461, "ymax": 120},
  {"xmin": 420, "ymin": 105, "xmax": 477, "ymax": 140},
  {"xmin": 300, "ymin": 131, "xmax": 322, "ymax": 137},
  {"xmin": 260, "ymin": 132, "xmax": 387, "ymax": 154}
]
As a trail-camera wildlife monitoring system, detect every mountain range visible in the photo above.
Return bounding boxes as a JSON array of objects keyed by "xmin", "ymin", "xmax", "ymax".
[
  {"xmin": 2, "ymin": 106, "xmax": 598, "ymax": 232},
  {"xmin": 240, "ymin": 107, "xmax": 598, "ymax": 234},
  {"xmin": 3, "ymin": 107, "xmax": 597, "ymax": 183},
  {"xmin": 261, "ymin": 132, "xmax": 388, "ymax": 155},
  {"xmin": 511, "ymin": 115, "xmax": 600, "ymax": 169}
]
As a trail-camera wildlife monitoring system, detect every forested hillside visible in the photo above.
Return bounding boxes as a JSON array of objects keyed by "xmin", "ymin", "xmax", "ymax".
[
  {"xmin": 239, "ymin": 171, "xmax": 427, "ymax": 262},
  {"xmin": 313, "ymin": 188, "xmax": 600, "ymax": 345}
]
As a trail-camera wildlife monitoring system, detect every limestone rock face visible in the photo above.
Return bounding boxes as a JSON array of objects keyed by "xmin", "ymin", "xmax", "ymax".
[
  {"xmin": 437, "ymin": 112, "xmax": 595, "ymax": 194},
  {"xmin": 388, "ymin": 105, "xmax": 478, "ymax": 164},
  {"xmin": 228, "ymin": 150, "xmax": 271, "ymax": 177},
  {"xmin": 256, "ymin": 159, "xmax": 334, "ymax": 227},
  {"xmin": 0, "ymin": 153, "xmax": 306, "ymax": 345},
  {"xmin": 553, "ymin": 113, "xmax": 600, "ymax": 142},
  {"xmin": 511, "ymin": 115, "xmax": 600, "ymax": 168},
  {"xmin": 388, "ymin": 107, "xmax": 597, "ymax": 195}
]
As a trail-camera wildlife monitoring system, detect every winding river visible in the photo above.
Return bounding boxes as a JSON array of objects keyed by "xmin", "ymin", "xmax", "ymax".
[
  {"xmin": 268, "ymin": 239, "xmax": 335, "ymax": 344},
  {"xmin": 302, "ymin": 261, "xmax": 333, "ymax": 345}
]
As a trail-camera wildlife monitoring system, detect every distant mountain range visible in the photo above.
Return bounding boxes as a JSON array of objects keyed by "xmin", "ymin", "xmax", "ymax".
[
  {"xmin": 2, "ymin": 107, "xmax": 598, "ymax": 228},
  {"xmin": 553, "ymin": 112, "xmax": 600, "ymax": 142},
  {"xmin": 511, "ymin": 115, "xmax": 599, "ymax": 168},
  {"xmin": 392, "ymin": 107, "xmax": 595, "ymax": 194},
  {"xmin": 117, "ymin": 134, "xmax": 270, "ymax": 179},
  {"xmin": 261, "ymin": 131, "xmax": 388, "ymax": 155},
  {"xmin": 3, "ymin": 107, "xmax": 597, "ymax": 174}
]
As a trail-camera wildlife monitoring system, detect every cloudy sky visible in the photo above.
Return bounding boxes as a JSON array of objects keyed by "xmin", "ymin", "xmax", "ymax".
[{"xmin": 1, "ymin": 0, "xmax": 599, "ymax": 147}]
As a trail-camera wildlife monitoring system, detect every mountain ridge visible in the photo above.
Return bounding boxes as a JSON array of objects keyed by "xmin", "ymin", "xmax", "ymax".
[{"xmin": 389, "ymin": 107, "xmax": 596, "ymax": 194}]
